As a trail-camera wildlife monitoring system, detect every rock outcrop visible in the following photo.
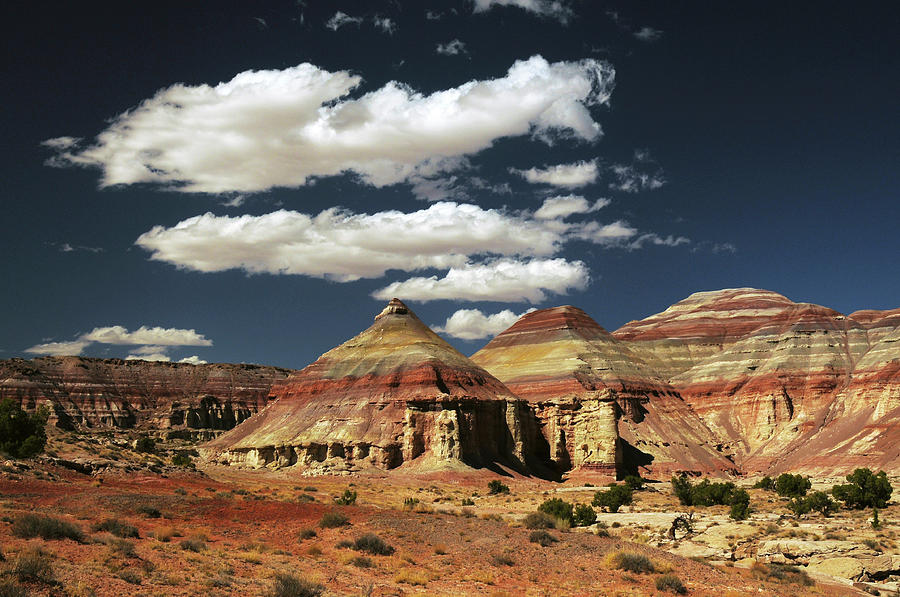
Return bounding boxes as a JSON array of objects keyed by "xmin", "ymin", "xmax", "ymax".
[
  {"xmin": 611, "ymin": 288, "xmax": 900, "ymax": 475},
  {"xmin": 471, "ymin": 306, "xmax": 736, "ymax": 479},
  {"xmin": 205, "ymin": 299, "xmax": 546, "ymax": 475},
  {"xmin": 0, "ymin": 356, "xmax": 291, "ymax": 432}
]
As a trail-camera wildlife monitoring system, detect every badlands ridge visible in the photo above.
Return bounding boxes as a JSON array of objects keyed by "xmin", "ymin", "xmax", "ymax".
[{"xmin": 3, "ymin": 288, "xmax": 898, "ymax": 479}]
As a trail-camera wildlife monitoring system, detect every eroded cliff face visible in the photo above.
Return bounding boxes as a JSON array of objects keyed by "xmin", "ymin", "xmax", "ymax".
[
  {"xmin": 206, "ymin": 299, "xmax": 548, "ymax": 475},
  {"xmin": 611, "ymin": 289, "xmax": 900, "ymax": 475},
  {"xmin": 471, "ymin": 306, "xmax": 734, "ymax": 479},
  {"xmin": 0, "ymin": 356, "xmax": 291, "ymax": 432}
]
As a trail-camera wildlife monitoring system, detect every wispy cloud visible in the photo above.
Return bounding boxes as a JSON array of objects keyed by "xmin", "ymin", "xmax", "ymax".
[
  {"xmin": 436, "ymin": 39, "xmax": 468, "ymax": 56},
  {"xmin": 325, "ymin": 11, "xmax": 362, "ymax": 31},
  {"xmin": 512, "ymin": 159, "xmax": 599, "ymax": 188},
  {"xmin": 472, "ymin": 0, "xmax": 574, "ymax": 24},
  {"xmin": 434, "ymin": 308, "xmax": 536, "ymax": 339},
  {"xmin": 25, "ymin": 325, "xmax": 212, "ymax": 358},
  {"xmin": 45, "ymin": 56, "xmax": 614, "ymax": 194},
  {"xmin": 533, "ymin": 195, "xmax": 609, "ymax": 219},
  {"xmin": 373, "ymin": 16, "xmax": 397, "ymax": 35},
  {"xmin": 633, "ymin": 26, "xmax": 663, "ymax": 42},
  {"xmin": 58, "ymin": 243, "xmax": 104, "ymax": 253},
  {"xmin": 608, "ymin": 151, "xmax": 665, "ymax": 193}
]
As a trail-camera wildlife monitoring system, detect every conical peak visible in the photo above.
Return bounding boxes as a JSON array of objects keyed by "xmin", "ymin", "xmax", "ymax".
[
  {"xmin": 375, "ymin": 298, "xmax": 411, "ymax": 321},
  {"xmin": 500, "ymin": 305, "xmax": 608, "ymax": 337}
]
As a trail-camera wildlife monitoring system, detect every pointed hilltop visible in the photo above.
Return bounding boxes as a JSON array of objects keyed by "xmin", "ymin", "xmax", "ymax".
[
  {"xmin": 472, "ymin": 305, "xmax": 736, "ymax": 479},
  {"xmin": 206, "ymin": 299, "xmax": 544, "ymax": 475}
]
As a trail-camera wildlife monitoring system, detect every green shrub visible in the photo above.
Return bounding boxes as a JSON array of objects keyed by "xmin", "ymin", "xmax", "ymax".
[
  {"xmin": 787, "ymin": 497, "xmax": 810, "ymax": 517},
  {"xmin": 137, "ymin": 505, "xmax": 162, "ymax": 518},
  {"xmin": 608, "ymin": 551, "xmax": 655, "ymax": 574},
  {"xmin": 488, "ymin": 480, "xmax": 510, "ymax": 495},
  {"xmin": 319, "ymin": 512, "xmax": 349, "ymax": 528},
  {"xmin": 528, "ymin": 530, "xmax": 558, "ymax": 547},
  {"xmin": 334, "ymin": 489, "xmax": 357, "ymax": 506},
  {"xmin": 106, "ymin": 537, "xmax": 137, "ymax": 557},
  {"xmin": 523, "ymin": 511, "xmax": 555, "ymax": 529},
  {"xmin": 134, "ymin": 435, "xmax": 155, "ymax": 454},
  {"xmin": 0, "ymin": 399, "xmax": 49, "ymax": 458},
  {"xmin": 352, "ymin": 533, "xmax": 394, "ymax": 556},
  {"xmin": 538, "ymin": 498, "xmax": 573, "ymax": 524},
  {"xmin": 753, "ymin": 476, "xmax": 775, "ymax": 491},
  {"xmin": 592, "ymin": 485, "xmax": 633, "ymax": 513},
  {"xmin": 461, "ymin": 498, "xmax": 475, "ymax": 506},
  {"xmin": 655, "ymin": 573, "xmax": 687, "ymax": 594},
  {"xmin": 402, "ymin": 497, "xmax": 419, "ymax": 510},
  {"xmin": 270, "ymin": 573, "xmax": 324, "ymax": 597},
  {"xmin": 832, "ymin": 468, "xmax": 893, "ymax": 509},
  {"xmin": 671, "ymin": 475, "xmax": 694, "ymax": 505},
  {"xmin": 623, "ymin": 475, "xmax": 645, "ymax": 491},
  {"xmin": 729, "ymin": 489, "xmax": 750, "ymax": 520},
  {"xmin": 171, "ymin": 452, "xmax": 193, "ymax": 467},
  {"xmin": 806, "ymin": 491, "xmax": 837, "ymax": 517},
  {"xmin": 91, "ymin": 518, "xmax": 139, "ymax": 538},
  {"xmin": 11, "ymin": 513, "xmax": 84, "ymax": 542},
  {"xmin": 573, "ymin": 503, "xmax": 597, "ymax": 526},
  {"xmin": 872, "ymin": 507, "xmax": 880, "ymax": 529},
  {"xmin": 775, "ymin": 473, "xmax": 811, "ymax": 498},
  {"xmin": 670, "ymin": 475, "xmax": 745, "ymax": 511},
  {"xmin": 11, "ymin": 545, "xmax": 54, "ymax": 584}
]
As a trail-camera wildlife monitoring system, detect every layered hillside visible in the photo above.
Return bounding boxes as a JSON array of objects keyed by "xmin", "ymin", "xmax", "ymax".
[
  {"xmin": 611, "ymin": 289, "xmax": 900, "ymax": 475},
  {"xmin": 0, "ymin": 356, "xmax": 291, "ymax": 432},
  {"xmin": 471, "ymin": 306, "xmax": 736, "ymax": 478},
  {"xmin": 206, "ymin": 299, "xmax": 546, "ymax": 475}
]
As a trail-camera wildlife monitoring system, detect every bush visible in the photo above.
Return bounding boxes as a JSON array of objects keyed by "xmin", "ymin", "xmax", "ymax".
[
  {"xmin": 805, "ymin": 491, "xmax": 837, "ymax": 517},
  {"xmin": 775, "ymin": 473, "xmax": 811, "ymax": 498},
  {"xmin": 491, "ymin": 553, "xmax": 515, "ymax": 566},
  {"xmin": 297, "ymin": 528, "xmax": 317, "ymax": 541},
  {"xmin": 106, "ymin": 537, "xmax": 137, "ymax": 558},
  {"xmin": 334, "ymin": 489, "xmax": 357, "ymax": 506},
  {"xmin": 134, "ymin": 435, "xmax": 155, "ymax": 454},
  {"xmin": 750, "ymin": 562, "xmax": 813, "ymax": 586},
  {"xmin": 11, "ymin": 513, "xmax": 83, "ymax": 542},
  {"xmin": 786, "ymin": 497, "xmax": 810, "ymax": 517},
  {"xmin": 0, "ymin": 399, "xmax": 49, "ymax": 459},
  {"xmin": 352, "ymin": 533, "xmax": 394, "ymax": 556},
  {"xmin": 137, "ymin": 505, "xmax": 162, "ymax": 518},
  {"xmin": 488, "ymin": 480, "xmax": 510, "ymax": 495},
  {"xmin": 623, "ymin": 475, "xmax": 645, "ymax": 491},
  {"xmin": 11, "ymin": 545, "xmax": 54, "ymax": 584},
  {"xmin": 607, "ymin": 551, "xmax": 655, "ymax": 574},
  {"xmin": 538, "ymin": 498, "xmax": 573, "ymax": 524},
  {"xmin": 0, "ymin": 580, "xmax": 28, "ymax": 597},
  {"xmin": 179, "ymin": 538, "xmax": 206, "ymax": 552},
  {"xmin": 117, "ymin": 569, "xmax": 142, "ymax": 585},
  {"xmin": 171, "ymin": 452, "xmax": 193, "ymax": 467},
  {"xmin": 319, "ymin": 512, "xmax": 349, "ymax": 528},
  {"xmin": 729, "ymin": 489, "xmax": 750, "ymax": 520},
  {"xmin": 872, "ymin": 507, "xmax": 880, "ymax": 529},
  {"xmin": 753, "ymin": 476, "xmax": 775, "ymax": 491},
  {"xmin": 655, "ymin": 573, "xmax": 687, "ymax": 594},
  {"xmin": 269, "ymin": 573, "xmax": 324, "ymax": 597},
  {"xmin": 832, "ymin": 468, "xmax": 893, "ymax": 509},
  {"xmin": 402, "ymin": 497, "xmax": 419, "ymax": 510},
  {"xmin": 672, "ymin": 475, "xmax": 694, "ymax": 505},
  {"xmin": 523, "ymin": 511, "xmax": 555, "ymax": 529},
  {"xmin": 91, "ymin": 518, "xmax": 139, "ymax": 538},
  {"xmin": 528, "ymin": 530, "xmax": 558, "ymax": 547},
  {"xmin": 348, "ymin": 555, "xmax": 372, "ymax": 568},
  {"xmin": 460, "ymin": 498, "xmax": 475, "ymax": 506},
  {"xmin": 592, "ymin": 485, "xmax": 633, "ymax": 513},
  {"xmin": 573, "ymin": 503, "xmax": 597, "ymax": 526}
]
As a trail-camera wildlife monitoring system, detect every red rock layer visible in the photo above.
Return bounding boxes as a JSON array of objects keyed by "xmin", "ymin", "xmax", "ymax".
[
  {"xmin": 0, "ymin": 356, "xmax": 291, "ymax": 431},
  {"xmin": 472, "ymin": 306, "xmax": 736, "ymax": 479},
  {"xmin": 613, "ymin": 289, "xmax": 900, "ymax": 475},
  {"xmin": 206, "ymin": 299, "xmax": 545, "ymax": 475}
]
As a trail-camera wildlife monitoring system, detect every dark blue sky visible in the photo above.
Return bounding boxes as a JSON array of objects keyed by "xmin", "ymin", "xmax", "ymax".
[{"xmin": 3, "ymin": 1, "xmax": 898, "ymax": 368}]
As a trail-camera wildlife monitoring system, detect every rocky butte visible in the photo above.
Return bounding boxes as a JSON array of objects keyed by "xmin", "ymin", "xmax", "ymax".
[{"xmin": 205, "ymin": 299, "xmax": 549, "ymax": 475}]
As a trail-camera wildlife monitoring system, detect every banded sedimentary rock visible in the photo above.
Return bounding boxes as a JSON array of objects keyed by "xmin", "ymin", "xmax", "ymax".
[
  {"xmin": 471, "ymin": 306, "xmax": 735, "ymax": 479},
  {"xmin": 0, "ymin": 356, "xmax": 291, "ymax": 431},
  {"xmin": 205, "ymin": 299, "xmax": 545, "ymax": 475}
]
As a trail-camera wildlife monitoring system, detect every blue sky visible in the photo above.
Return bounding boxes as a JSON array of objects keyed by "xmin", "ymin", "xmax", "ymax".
[{"xmin": 3, "ymin": 1, "xmax": 898, "ymax": 368}]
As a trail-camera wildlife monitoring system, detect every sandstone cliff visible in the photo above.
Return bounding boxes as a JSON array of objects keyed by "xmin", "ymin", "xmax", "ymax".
[
  {"xmin": 471, "ymin": 306, "xmax": 735, "ymax": 479},
  {"xmin": 0, "ymin": 356, "xmax": 291, "ymax": 432},
  {"xmin": 205, "ymin": 299, "xmax": 547, "ymax": 475}
]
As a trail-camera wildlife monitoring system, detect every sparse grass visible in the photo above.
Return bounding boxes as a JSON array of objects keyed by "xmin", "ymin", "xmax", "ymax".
[
  {"xmin": 750, "ymin": 562, "xmax": 813, "ymax": 586},
  {"xmin": 297, "ymin": 528, "xmax": 317, "ymax": 541},
  {"xmin": 154, "ymin": 525, "xmax": 179, "ymax": 542},
  {"xmin": 179, "ymin": 537, "xmax": 207, "ymax": 552},
  {"xmin": 529, "ymin": 530, "xmax": 558, "ymax": 547},
  {"xmin": 606, "ymin": 551, "xmax": 655, "ymax": 574},
  {"xmin": 352, "ymin": 533, "xmax": 394, "ymax": 556},
  {"xmin": 105, "ymin": 537, "xmax": 137, "ymax": 558},
  {"xmin": 319, "ymin": 512, "xmax": 350, "ymax": 528},
  {"xmin": 491, "ymin": 553, "xmax": 515, "ymax": 566},
  {"xmin": 395, "ymin": 567, "xmax": 428, "ymax": 586},
  {"xmin": 0, "ymin": 580, "xmax": 28, "ymax": 597},
  {"xmin": 92, "ymin": 518, "xmax": 139, "ymax": 538},
  {"xmin": 116, "ymin": 569, "xmax": 142, "ymax": 585},
  {"xmin": 137, "ymin": 505, "xmax": 161, "ymax": 518},
  {"xmin": 656, "ymin": 573, "xmax": 687, "ymax": 594},
  {"xmin": 269, "ymin": 572, "xmax": 324, "ymax": 597},
  {"xmin": 348, "ymin": 555, "xmax": 373, "ymax": 568},
  {"xmin": 11, "ymin": 513, "xmax": 84, "ymax": 542},
  {"xmin": 11, "ymin": 545, "xmax": 54, "ymax": 584}
]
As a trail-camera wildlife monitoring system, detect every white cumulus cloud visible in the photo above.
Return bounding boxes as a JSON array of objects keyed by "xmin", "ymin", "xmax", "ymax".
[
  {"xmin": 82, "ymin": 326, "xmax": 212, "ymax": 346},
  {"xmin": 178, "ymin": 355, "xmax": 208, "ymax": 365},
  {"xmin": 372, "ymin": 258, "xmax": 589, "ymax": 303},
  {"xmin": 472, "ymin": 0, "xmax": 573, "ymax": 23},
  {"xmin": 45, "ymin": 56, "xmax": 614, "ymax": 194},
  {"xmin": 534, "ymin": 195, "xmax": 609, "ymax": 220},
  {"xmin": 25, "ymin": 340, "xmax": 92, "ymax": 356},
  {"xmin": 434, "ymin": 308, "xmax": 536, "ymax": 340},
  {"xmin": 512, "ymin": 160, "xmax": 599, "ymax": 188}
]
